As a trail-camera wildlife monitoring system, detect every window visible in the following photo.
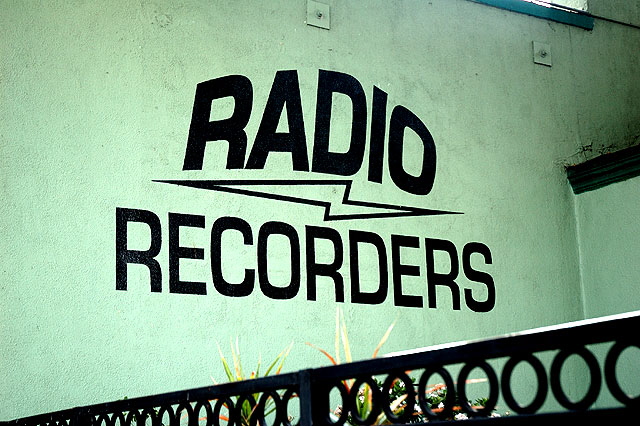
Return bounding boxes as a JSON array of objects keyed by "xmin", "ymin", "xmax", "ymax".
[
  {"xmin": 470, "ymin": 0, "xmax": 593, "ymax": 29},
  {"xmin": 544, "ymin": 0, "xmax": 587, "ymax": 11},
  {"xmin": 524, "ymin": 1, "xmax": 587, "ymax": 11}
]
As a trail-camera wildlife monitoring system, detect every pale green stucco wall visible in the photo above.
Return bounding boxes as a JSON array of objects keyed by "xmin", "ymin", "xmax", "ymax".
[
  {"xmin": 576, "ymin": 176, "xmax": 640, "ymax": 318},
  {"xmin": 1, "ymin": 0, "xmax": 639, "ymax": 421},
  {"xmin": 574, "ymin": 176, "xmax": 640, "ymax": 411}
]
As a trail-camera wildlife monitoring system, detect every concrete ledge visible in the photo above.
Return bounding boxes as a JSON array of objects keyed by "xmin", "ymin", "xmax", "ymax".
[{"xmin": 566, "ymin": 144, "xmax": 640, "ymax": 194}]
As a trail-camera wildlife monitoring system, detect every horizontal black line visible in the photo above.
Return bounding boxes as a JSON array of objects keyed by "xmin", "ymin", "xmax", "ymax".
[{"xmin": 157, "ymin": 179, "xmax": 352, "ymax": 186}]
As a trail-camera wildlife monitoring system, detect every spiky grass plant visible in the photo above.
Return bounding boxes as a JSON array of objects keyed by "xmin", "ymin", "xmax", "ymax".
[
  {"xmin": 306, "ymin": 308, "xmax": 402, "ymax": 425},
  {"xmin": 216, "ymin": 339, "xmax": 293, "ymax": 426},
  {"xmin": 306, "ymin": 308, "xmax": 497, "ymax": 424}
]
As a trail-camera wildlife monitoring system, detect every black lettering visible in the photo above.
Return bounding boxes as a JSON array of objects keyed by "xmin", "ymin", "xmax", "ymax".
[
  {"xmin": 183, "ymin": 75, "xmax": 253, "ymax": 170},
  {"xmin": 312, "ymin": 70, "xmax": 367, "ymax": 176},
  {"xmin": 350, "ymin": 230, "xmax": 388, "ymax": 305},
  {"xmin": 210, "ymin": 216, "xmax": 255, "ymax": 297},
  {"xmin": 258, "ymin": 222, "xmax": 300, "ymax": 300},
  {"xmin": 168, "ymin": 213, "xmax": 206, "ymax": 295},
  {"xmin": 115, "ymin": 207, "xmax": 162, "ymax": 292},
  {"xmin": 425, "ymin": 238, "xmax": 461, "ymax": 310},
  {"xmin": 462, "ymin": 242, "xmax": 496, "ymax": 313},
  {"xmin": 367, "ymin": 86, "xmax": 387, "ymax": 183},
  {"xmin": 306, "ymin": 226, "xmax": 344, "ymax": 302},
  {"xmin": 388, "ymin": 105, "xmax": 436, "ymax": 195},
  {"xmin": 391, "ymin": 235, "xmax": 423, "ymax": 308},
  {"xmin": 246, "ymin": 70, "xmax": 309, "ymax": 171}
]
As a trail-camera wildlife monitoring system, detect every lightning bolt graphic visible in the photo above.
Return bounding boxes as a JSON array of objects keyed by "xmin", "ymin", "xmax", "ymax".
[{"xmin": 154, "ymin": 179, "xmax": 462, "ymax": 221}]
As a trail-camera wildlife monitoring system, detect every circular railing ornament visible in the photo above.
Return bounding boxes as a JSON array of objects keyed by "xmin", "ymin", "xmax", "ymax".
[
  {"xmin": 124, "ymin": 409, "xmax": 144, "ymax": 426},
  {"xmin": 139, "ymin": 407, "xmax": 158, "ymax": 426},
  {"xmin": 94, "ymin": 413, "xmax": 110, "ymax": 426},
  {"xmin": 235, "ymin": 394, "xmax": 259, "ymax": 426},
  {"xmin": 253, "ymin": 390, "xmax": 284, "ymax": 426},
  {"xmin": 605, "ymin": 341, "xmax": 640, "ymax": 409},
  {"xmin": 156, "ymin": 405, "xmax": 177, "ymax": 426},
  {"xmin": 176, "ymin": 402, "xmax": 196, "ymax": 425},
  {"xmin": 324, "ymin": 381, "xmax": 350, "ymax": 426},
  {"xmin": 348, "ymin": 376, "xmax": 381, "ymax": 425},
  {"xmin": 501, "ymin": 353, "xmax": 548, "ymax": 414},
  {"xmin": 380, "ymin": 372, "xmax": 415, "ymax": 423},
  {"xmin": 457, "ymin": 360, "xmax": 499, "ymax": 417},
  {"xmin": 213, "ymin": 397, "xmax": 236, "ymax": 426},
  {"xmin": 550, "ymin": 346, "xmax": 601, "ymax": 411},
  {"xmin": 193, "ymin": 400, "xmax": 215, "ymax": 426},
  {"xmin": 417, "ymin": 366, "xmax": 455, "ymax": 420},
  {"xmin": 281, "ymin": 388, "xmax": 299, "ymax": 426}
]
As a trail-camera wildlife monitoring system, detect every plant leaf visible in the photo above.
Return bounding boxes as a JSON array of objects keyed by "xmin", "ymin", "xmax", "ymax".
[
  {"xmin": 232, "ymin": 337, "xmax": 245, "ymax": 381},
  {"xmin": 339, "ymin": 310, "xmax": 352, "ymax": 363},
  {"xmin": 263, "ymin": 353, "xmax": 281, "ymax": 376},
  {"xmin": 217, "ymin": 342, "xmax": 235, "ymax": 382},
  {"xmin": 372, "ymin": 321, "xmax": 395, "ymax": 358},
  {"xmin": 360, "ymin": 383, "xmax": 373, "ymax": 420},
  {"xmin": 255, "ymin": 353, "xmax": 261, "ymax": 378},
  {"xmin": 305, "ymin": 342, "xmax": 337, "ymax": 365},
  {"xmin": 334, "ymin": 307, "xmax": 341, "ymax": 365},
  {"xmin": 389, "ymin": 394, "xmax": 408, "ymax": 412},
  {"xmin": 375, "ymin": 394, "xmax": 408, "ymax": 425},
  {"xmin": 275, "ymin": 341, "xmax": 293, "ymax": 374}
]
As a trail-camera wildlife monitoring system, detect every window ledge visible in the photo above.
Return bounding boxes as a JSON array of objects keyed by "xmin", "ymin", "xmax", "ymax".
[
  {"xmin": 566, "ymin": 145, "xmax": 640, "ymax": 194},
  {"xmin": 468, "ymin": 0, "xmax": 594, "ymax": 30}
]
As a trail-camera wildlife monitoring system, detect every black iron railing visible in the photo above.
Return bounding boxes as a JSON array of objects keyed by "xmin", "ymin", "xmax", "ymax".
[{"xmin": 3, "ymin": 311, "xmax": 639, "ymax": 425}]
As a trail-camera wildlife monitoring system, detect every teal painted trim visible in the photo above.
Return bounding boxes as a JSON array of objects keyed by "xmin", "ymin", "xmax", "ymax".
[
  {"xmin": 469, "ymin": 0, "xmax": 594, "ymax": 30},
  {"xmin": 566, "ymin": 145, "xmax": 640, "ymax": 194}
]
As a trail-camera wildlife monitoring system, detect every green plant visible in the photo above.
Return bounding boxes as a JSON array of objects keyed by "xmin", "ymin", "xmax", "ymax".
[
  {"xmin": 216, "ymin": 338, "xmax": 294, "ymax": 426},
  {"xmin": 218, "ymin": 338, "xmax": 293, "ymax": 383},
  {"xmin": 306, "ymin": 307, "xmax": 395, "ymax": 366},
  {"xmin": 307, "ymin": 308, "xmax": 399, "ymax": 425},
  {"xmin": 408, "ymin": 379, "xmax": 499, "ymax": 421},
  {"xmin": 307, "ymin": 308, "xmax": 500, "ymax": 424}
]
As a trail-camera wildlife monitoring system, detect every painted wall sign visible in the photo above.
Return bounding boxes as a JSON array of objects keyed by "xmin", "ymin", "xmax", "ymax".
[{"xmin": 115, "ymin": 69, "xmax": 496, "ymax": 313}]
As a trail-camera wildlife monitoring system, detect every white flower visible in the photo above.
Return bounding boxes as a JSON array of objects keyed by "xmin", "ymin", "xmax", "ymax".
[
  {"xmin": 454, "ymin": 413, "xmax": 468, "ymax": 420},
  {"xmin": 490, "ymin": 412, "xmax": 501, "ymax": 417},
  {"xmin": 438, "ymin": 402, "xmax": 444, "ymax": 409}
]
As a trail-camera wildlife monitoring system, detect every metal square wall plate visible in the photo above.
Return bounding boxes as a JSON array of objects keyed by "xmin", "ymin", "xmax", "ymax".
[
  {"xmin": 533, "ymin": 41, "xmax": 552, "ymax": 67},
  {"xmin": 307, "ymin": 0, "xmax": 330, "ymax": 29}
]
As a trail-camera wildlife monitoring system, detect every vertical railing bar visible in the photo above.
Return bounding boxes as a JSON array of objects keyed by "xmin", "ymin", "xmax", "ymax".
[
  {"xmin": 69, "ymin": 408, "xmax": 80, "ymax": 426},
  {"xmin": 297, "ymin": 370, "xmax": 313, "ymax": 426}
]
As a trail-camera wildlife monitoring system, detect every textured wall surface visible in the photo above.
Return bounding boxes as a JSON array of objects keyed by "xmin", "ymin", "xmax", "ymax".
[
  {"xmin": 563, "ymin": 0, "xmax": 640, "ymax": 163},
  {"xmin": 576, "ymin": 176, "xmax": 640, "ymax": 318},
  {"xmin": 1, "ymin": 0, "xmax": 639, "ymax": 420}
]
